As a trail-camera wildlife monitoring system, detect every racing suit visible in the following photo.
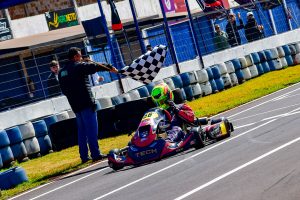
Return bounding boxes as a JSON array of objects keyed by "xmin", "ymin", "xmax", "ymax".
[{"xmin": 165, "ymin": 101, "xmax": 195, "ymax": 143}]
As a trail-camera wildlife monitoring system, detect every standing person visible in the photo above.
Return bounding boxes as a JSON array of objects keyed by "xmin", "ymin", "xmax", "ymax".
[
  {"xmin": 244, "ymin": 12, "xmax": 264, "ymax": 42},
  {"xmin": 226, "ymin": 12, "xmax": 244, "ymax": 47},
  {"xmin": 213, "ymin": 24, "xmax": 231, "ymax": 51},
  {"xmin": 47, "ymin": 60, "xmax": 61, "ymax": 97},
  {"xmin": 58, "ymin": 47, "xmax": 118, "ymax": 163}
]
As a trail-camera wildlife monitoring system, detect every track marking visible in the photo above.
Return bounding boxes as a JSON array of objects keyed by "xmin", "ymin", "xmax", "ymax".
[
  {"xmin": 262, "ymin": 109, "xmax": 300, "ymax": 121},
  {"xmin": 93, "ymin": 119, "xmax": 276, "ymax": 200},
  {"xmin": 234, "ymin": 123, "xmax": 256, "ymax": 129},
  {"xmin": 227, "ymin": 86, "xmax": 300, "ymax": 120},
  {"xmin": 9, "ymin": 160, "xmax": 108, "ymax": 200},
  {"xmin": 174, "ymin": 136, "xmax": 300, "ymax": 200}
]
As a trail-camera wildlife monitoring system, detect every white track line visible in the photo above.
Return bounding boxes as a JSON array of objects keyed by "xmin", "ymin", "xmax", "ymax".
[
  {"xmin": 9, "ymin": 161, "xmax": 108, "ymax": 200},
  {"xmin": 174, "ymin": 136, "xmax": 300, "ymax": 200},
  {"xmin": 93, "ymin": 119, "xmax": 276, "ymax": 200}
]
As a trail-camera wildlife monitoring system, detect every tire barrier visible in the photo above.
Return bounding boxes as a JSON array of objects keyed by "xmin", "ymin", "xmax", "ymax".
[
  {"xmin": 257, "ymin": 51, "xmax": 267, "ymax": 63},
  {"xmin": 18, "ymin": 122, "xmax": 40, "ymax": 158},
  {"xmin": 251, "ymin": 52, "xmax": 262, "ymax": 64},
  {"xmin": 183, "ymin": 85, "xmax": 194, "ymax": 101},
  {"xmin": 205, "ymin": 67, "xmax": 214, "ymax": 80},
  {"xmin": 172, "ymin": 88, "xmax": 185, "ymax": 104},
  {"xmin": 49, "ymin": 118, "xmax": 78, "ymax": 150},
  {"xmin": 280, "ymin": 57, "xmax": 288, "ymax": 68},
  {"xmin": 229, "ymin": 73, "xmax": 239, "ymax": 86},
  {"xmin": 277, "ymin": 46, "xmax": 285, "ymax": 57},
  {"xmin": 180, "ymin": 72, "xmax": 191, "ymax": 87},
  {"xmin": 267, "ymin": 60, "xmax": 277, "ymax": 71},
  {"xmin": 163, "ymin": 77, "xmax": 176, "ymax": 90},
  {"xmin": 225, "ymin": 61, "xmax": 235, "ymax": 74},
  {"xmin": 245, "ymin": 55, "xmax": 254, "ymax": 67},
  {"xmin": 111, "ymin": 96, "xmax": 123, "ymax": 105},
  {"xmin": 136, "ymin": 86, "xmax": 150, "ymax": 98},
  {"xmin": 231, "ymin": 59, "xmax": 242, "ymax": 71},
  {"xmin": 43, "ymin": 115, "xmax": 58, "ymax": 131},
  {"xmin": 56, "ymin": 111, "xmax": 69, "ymax": 122},
  {"xmin": 295, "ymin": 43, "xmax": 300, "ymax": 54},
  {"xmin": 114, "ymin": 98, "xmax": 154, "ymax": 134},
  {"xmin": 214, "ymin": 78, "xmax": 225, "ymax": 91},
  {"xmin": 248, "ymin": 65, "xmax": 259, "ymax": 78},
  {"xmin": 261, "ymin": 61, "xmax": 271, "ymax": 73},
  {"xmin": 289, "ymin": 44, "xmax": 297, "ymax": 55},
  {"xmin": 191, "ymin": 83, "xmax": 202, "ymax": 98},
  {"xmin": 171, "ymin": 75, "xmax": 183, "ymax": 89},
  {"xmin": 145, "ymin": 82, "xmax": 155, "ymax": 94},
  {"xmin": 196, "ymin": 69, "xmax": 209, "ymax": 83},
  {"xmin": 209, "ymin": 79, "xmax": 218, "ymax": 93},
  {"xmin": 294, "ymin": 54, "xmax": 300, "ymax": 64},
  {"xmin": 183, "ymin": 71, "xmax": 198, "ymax": 85},
  {"xmin": 97, "ymin": 97, "xmax": 113, "ymax": 108},
  {"xmin": 217, "ymin": 63, "xmax": 227, "ymax": 75},
  {"xmin": 285, "ymin": 55, "xmax": 294, "ymax": 66},
  {"xmin": 32, "ymin": 120, "xmax": 52, "ymax": 155},
  {"xmin": 274, "ymin": 58, "xmax": 283, "ymax": 69},
  {"xmin": 282, "ymin": 45, "xmax": 291, "ymax": 56},
  {"xmin": 6, "ymin": 127, "xmax": 28, "ymax": 163},
  {"xmin": 270, "ymin": 48, "xmax": 279, "ymax": 59},
  {"xmin": 181, "ymin": 88, "xmax": 187, "ymax": 101},
  {"xmin": 264, "ymin": 49, "xmax": 273, "ymax": 61},
  {"xmin": 242, "ymin": 67, "xmax": 252, "ymax": 80},
  {"xmin": 211, "ymin": 66, "xmax": 221, "ymax": 79},
  {"xmin": 0, "ymin": 167, "xmax": 28, "ymax": 190},
  {"xmin": 235, "ymin": 69, "xmax": 245, "ymax": 84},
  {"xmin": 0, "ymin": 154, "xmax": 3, "ymax": 169},
  {"xmin": 128, "ymin": 90, "xmax": 141, "ymax": 101},
  {"xmin": 0, "ymin": 130, "xmax": 14, "ymax": 168},
  {"xmin": 256, "ymin": 63, "xmax": 264, "ymax": 75},
  {"xmin": 200, "ymin": 81, "xmax": 212, "ymax": 96},
  {"xmin": 239, "ymin": 57, "xmax": 248, "ymax": 68},
  {"xmin": 119, "ymin": 93, "xmax": 131, "ymax": 103},
  {"xmin": 221, "ymin": 73, "xmax": 232, "ymax": 88}
]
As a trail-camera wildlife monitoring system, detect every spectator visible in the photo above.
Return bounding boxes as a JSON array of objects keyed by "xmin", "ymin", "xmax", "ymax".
[
  {"xmin": 82, "ymin": 55, "xmax": 104, "ymax": 85},
  {"xmin": 226, "ymin": 12, "xmax": 244, "ymax": 47},
  {"xmin": 213, "ymin": 24, "xmax": 230, "ymax": 51},
  {"xmin": 244, "ymin": 12, "xmax": 264, "ymax": 42},
  {"xmin": 47, "ymin": 60, "xmax": 61, "ymax": 97},
  {"xmin": 58, "ymin": 47, "xmax": 118, "ymax": 163}
]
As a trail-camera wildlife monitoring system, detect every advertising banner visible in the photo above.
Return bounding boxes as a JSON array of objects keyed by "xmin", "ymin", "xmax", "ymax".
[
  {"xmin": 45, "ymin": 8, "xmax": 79, "ymax": 31},
  {"xmin": 0, "ymin": 18, "xmax": 13, "ymax": 42},
  {"xmin": 162, "ymin": 0, "xmax": 176, "ymax": 13}
]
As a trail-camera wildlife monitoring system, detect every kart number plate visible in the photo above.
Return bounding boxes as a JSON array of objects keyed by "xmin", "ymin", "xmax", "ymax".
[
  {"xmin": 220, "ymin": 122, "xmax": 227, "ymax": 135},
  {"xmin": 142, "ymin": 112, "xmax": 159, "ymax": 120}
]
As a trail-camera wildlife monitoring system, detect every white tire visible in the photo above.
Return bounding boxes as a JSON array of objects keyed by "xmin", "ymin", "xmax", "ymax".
[
  {"xmin": 196, "ymin": 69, "xmax": 209, "ymax": 83},
  {"xmin": 280, "ymin": 57, "xmax": 288, "ymax": 68},
  {"xmin": 242, "ymin": 67, "xmax": 252, "ymax": 80},
  {"xmin": 221, "ymin": 73, "xmax": 232, "ymax": 87},
  {"xmin": 163, "ymin": 78, "xmax": 176, "ymax": 90},
  {"xmin": 200, "ymin": 81, "xmax": 212, "ymax": 96},
  {"xmin": 277, "ymin": 46, "xmax": 285, "ymax": 57},
  {"xmin": 274, "ymin": 58, "xmax": 283, "ymax": 70},
  {"xmin": 239, "ymin": 57, "xmax": 248, "ymax": 69},
  {"xmin": 245, "ymin": 55, "xmax": 254, "ymax": 67},
  {"xmin": 229, "ymin": 72, "xmax": 238, "ymax": 86},
  {"xmin": 217, "ymin": 63, "xmax": 227, "ymax": 75},
  {"xmin": 248, "ymin": 65, "xmax": 259, "ymax": 78},
  {"xmin": 225, "ymin": 61, "xmax": 235, "ymax": 73}
]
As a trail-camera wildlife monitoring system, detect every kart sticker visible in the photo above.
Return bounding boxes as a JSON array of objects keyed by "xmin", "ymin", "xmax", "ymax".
[{"xmin": 142, "ymin": 112, "xmax": 159, "ymax": 120}]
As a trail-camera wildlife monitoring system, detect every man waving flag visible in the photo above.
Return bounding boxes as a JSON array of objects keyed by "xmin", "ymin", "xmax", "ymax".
[{"xmin": 108, "ymin": 0, "xmax": 123, "ymax": 31}]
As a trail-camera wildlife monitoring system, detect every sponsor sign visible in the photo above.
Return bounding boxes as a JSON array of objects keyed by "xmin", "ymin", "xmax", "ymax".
[
  {"xmin": 162, "ymin": 0, "xmax": 176, "ymax": 13},
  {"xmin": 45, "ymin": 8, "xmax": 78, "ymax": 31},
  {"xmin": 0, "ymin": 18, "xmax": 12, "ymax": 42}
]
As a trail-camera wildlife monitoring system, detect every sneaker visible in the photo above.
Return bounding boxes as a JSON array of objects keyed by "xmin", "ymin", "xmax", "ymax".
[{"xmin": 81, "ymin": 157, "xmax": 92, "ymax": 164}]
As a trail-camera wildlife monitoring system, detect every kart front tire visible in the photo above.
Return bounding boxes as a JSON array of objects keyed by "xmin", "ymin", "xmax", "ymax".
[{"xmin": 108, "ymin": 160, "xmax": 124, "ymax": 171}]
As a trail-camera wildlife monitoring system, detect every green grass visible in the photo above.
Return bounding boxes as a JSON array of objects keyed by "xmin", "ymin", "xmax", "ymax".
[{"xmin": 1, "ymin": 65, "xmax": 300, "ymax": 199}]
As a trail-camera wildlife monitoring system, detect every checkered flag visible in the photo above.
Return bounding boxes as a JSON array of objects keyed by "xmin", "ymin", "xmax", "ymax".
[{"xmin": 120, "ymin": 45, "xmax": 168, "ymax": 84}]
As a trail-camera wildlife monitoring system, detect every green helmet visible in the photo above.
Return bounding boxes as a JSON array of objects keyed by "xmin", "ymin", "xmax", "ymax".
[{"xmin": 151, "ymin": 83, "xmax": 174, "ymax": 110}]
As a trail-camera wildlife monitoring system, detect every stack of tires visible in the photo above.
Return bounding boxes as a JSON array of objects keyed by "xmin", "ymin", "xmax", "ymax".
[
  {"xmin": 164, "ymin": 77, "xmax": 176, "ymax": 91},
  {"xmin": 98, "ymin": 97, "xmax": 114, "ymax": 108},
  {"xmin": 282, "ymin": 45, "xmax": 294, "ymax": 66},
  {"xmin": 180, "ymin": 72, "xmax": 198, "ymax": 101},
  {"xmin": 18, "ymin": 122, "xmax": 40, "ymax": 158},
  {"xmin": 257, "ymin": 51, "xmax": 270, "ymax": 73},
  {"xmin": 277, "ymin": 46, "xmax": 288, "ymax": 68},
  {"xmin": 225, "ymin": 61, "xmax": 238, "ymax": 86},
  {"xmin": 6, "ymin": 127, "xmax": 28, "ymax": 163},
  {"xmin": 245, "ymin": 55, "xmax": 259, "ymax": 78},
  {"xmin": 239, "ymin": 57, "xmax": 252, "ymax": 80},
  {"xmin": 128, "ymin": 90, "xmax": 141, "ymax": 101},
  {"xmin": 32, "ymin": 120, "xmax": 53, "ymax": 155},
  {"xmin": 196, "ymin": 69, "xmax": 212, "ymax": 96},
  {"xmin": 218, "ymin": 63, "xmax": 232, "ymax": 89},
  {"xmin": 211, "ymin": 65, "xmax": 225, "ymax": 91},
  {"xmin": 264, "ymin": 48, "xmax": 282, "ymax": 71},
  {"xmin": 0, "ymin": 130, "xmax": 14, "ymax": 168},
  {"xmin": 206, "ymin": 67, "xmax": 218, "ymax": 93},
  {"xmin": 56, "ymin": 111, "xmax": 69, "ymax": 122},
  {"xmin": 293, "ymin": 42, "xmax": 300, "ymax": 65},
  {"xmin": 136, "ymin": 86, "xmax": 150, "ymax": 98},
  {"xmin": 0, "ymin": 167, "xmax": 28, "ymax": 190},
  {"xmin": 171, "ymin": 75, "xmax": 187, "ymax": 100},
  {"xmin": 231, "ymin": 58, "xmax": 245, "ymax": 84}
]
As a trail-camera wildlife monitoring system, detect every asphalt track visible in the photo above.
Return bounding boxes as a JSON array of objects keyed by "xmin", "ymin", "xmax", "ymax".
[{"xmin": 10, "ymin": 82, "xmax": 300, "ymax": 200}]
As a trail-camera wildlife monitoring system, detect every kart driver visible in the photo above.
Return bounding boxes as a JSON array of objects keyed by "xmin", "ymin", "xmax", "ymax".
[{"xmin": 151, "ymin": 83, "xmax": 196, "ymax": 143}]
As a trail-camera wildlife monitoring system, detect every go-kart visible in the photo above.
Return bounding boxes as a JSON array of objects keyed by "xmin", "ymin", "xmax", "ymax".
[{"xmin": 107, "ymin": 107, "xmax": 234, "ymax": 170}]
